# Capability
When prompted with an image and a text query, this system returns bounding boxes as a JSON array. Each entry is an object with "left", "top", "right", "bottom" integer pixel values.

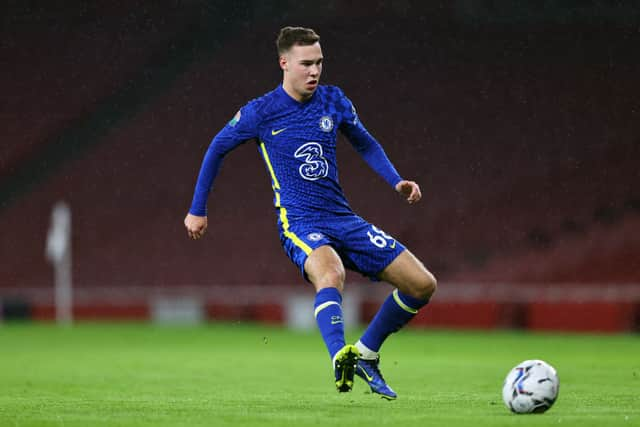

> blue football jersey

[{"left": 189, "top": 85, "right": 402, "bottom": 222}]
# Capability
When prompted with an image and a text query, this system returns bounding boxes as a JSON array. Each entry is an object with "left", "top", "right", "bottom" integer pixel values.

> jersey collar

[{"left": 277, "top": 84, "right": 317, "bottom": 107}]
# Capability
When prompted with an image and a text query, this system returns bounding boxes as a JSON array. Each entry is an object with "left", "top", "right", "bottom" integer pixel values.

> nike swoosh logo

[
  {"left": 331, "top": 320, "right": 343, "bottom": 325},
  {"left": 271, "top": 128, "right": 287, "bottom": 136},
  {"left": 359, "top": 366, "right": 374, "bottom": 382}
]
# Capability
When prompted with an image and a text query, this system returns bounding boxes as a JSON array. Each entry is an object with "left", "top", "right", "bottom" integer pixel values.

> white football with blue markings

[{"left": 502, "top": 359, "right": 559, "bottom": 414}]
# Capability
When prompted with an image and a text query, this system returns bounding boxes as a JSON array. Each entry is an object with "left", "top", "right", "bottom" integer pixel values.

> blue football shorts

[{"left": 279, "top": 214, "right": 406, "bottom": 281}]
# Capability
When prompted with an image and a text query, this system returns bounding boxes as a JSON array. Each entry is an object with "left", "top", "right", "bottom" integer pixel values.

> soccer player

[{"left": 185, "top": 26, "right": 436, "bottom": 400}]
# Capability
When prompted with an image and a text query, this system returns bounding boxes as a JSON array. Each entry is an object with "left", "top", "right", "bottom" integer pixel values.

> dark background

[{"left": 1, "top": 1, "right": 639, "bottom": 317}]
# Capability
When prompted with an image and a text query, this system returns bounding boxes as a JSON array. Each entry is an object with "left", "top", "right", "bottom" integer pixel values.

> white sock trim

[
  {"left": 314, "top": 301, "right": 340, "bottom": 319},
  {"left": 355, "top": 340, "right": 378, "bottom": 360}
]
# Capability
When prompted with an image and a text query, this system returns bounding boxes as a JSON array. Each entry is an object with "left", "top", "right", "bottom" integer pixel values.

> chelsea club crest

[
  {"left": 319, "top": 116, "right": 333, "bottom": 132},
  {"left": 307, "top": 232, "right": 324, "bottom": 241}
]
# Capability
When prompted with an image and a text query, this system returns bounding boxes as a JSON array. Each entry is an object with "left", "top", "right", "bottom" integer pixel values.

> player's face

[{"left": 280, "top": 42, "right": 323, "bottom": 102}]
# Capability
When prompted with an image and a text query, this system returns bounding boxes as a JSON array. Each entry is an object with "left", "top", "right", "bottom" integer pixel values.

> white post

[{"left": 45, "top": 201, "right": 72, "bottom": 325}]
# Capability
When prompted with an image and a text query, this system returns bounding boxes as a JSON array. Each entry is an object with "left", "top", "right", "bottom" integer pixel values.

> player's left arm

[
  {"left": 349, "top": 129, "right": 422, "bottom": 204},
  {"left": 394, "top": 179, "right": 421, "bottom": 204},
  {"left": 338, "top": 93, "right": 421, "bottom": 204}
]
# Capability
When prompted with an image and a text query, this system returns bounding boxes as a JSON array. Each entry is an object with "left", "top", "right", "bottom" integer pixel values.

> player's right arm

[{"left": 185, "top": 104, "right": 258, "bottom": 239}]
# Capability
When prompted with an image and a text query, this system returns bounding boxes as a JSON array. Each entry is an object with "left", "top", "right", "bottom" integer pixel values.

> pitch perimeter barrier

[{"left": 1, "top": 283, "right": 639, "bottom": 333}]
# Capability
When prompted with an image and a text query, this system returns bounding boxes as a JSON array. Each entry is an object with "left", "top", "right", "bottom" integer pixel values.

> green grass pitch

[{"left": 0, "top": 323, "right": 638, "bottom": 426}]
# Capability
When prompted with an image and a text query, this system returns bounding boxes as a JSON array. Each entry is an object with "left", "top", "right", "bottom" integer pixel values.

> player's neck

[{"left": 281, "top": 81, "right": 313, "bottom": 103}]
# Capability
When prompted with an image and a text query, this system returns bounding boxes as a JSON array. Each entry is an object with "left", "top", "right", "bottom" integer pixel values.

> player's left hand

[
  {"left": 184, "top": 213, "right": 208, "bottom": 240},
  {"left": 395, "top": 180, "right": 422, "bottom": 204}
]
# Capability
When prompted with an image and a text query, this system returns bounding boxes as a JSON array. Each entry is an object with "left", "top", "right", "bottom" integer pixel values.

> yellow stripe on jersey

[
  {"left": 259, "top": 141, "right": 312, "bottom": 255},
  {"left": 259, "top": 141, "right": 280, "bottom": 190},
  {"left": 280, "top": 204, "right": 312, "bottom": 255}
]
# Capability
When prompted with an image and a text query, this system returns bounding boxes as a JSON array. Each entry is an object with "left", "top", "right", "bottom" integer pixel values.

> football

[{"left": 502, "top": 359, "right": 559, "bottom": 414}]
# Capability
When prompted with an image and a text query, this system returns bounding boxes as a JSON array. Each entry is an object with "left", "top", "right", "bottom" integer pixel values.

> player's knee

[
  {"left": 422, "top": 271, "right": 438, "bottom": 299},
  {"left": 314, "top": 265, "right": 345, "bottom": 291},
  {"left": 409, "top": 271, "right": 437, "bottom": 301}
]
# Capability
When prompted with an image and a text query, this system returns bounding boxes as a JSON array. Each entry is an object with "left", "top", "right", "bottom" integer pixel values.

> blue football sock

[
  {"left": 314, "top": 287, "right": 346, "bottom": 360},
  {"left": 360, "top": 289, "right": 429, "bottom": 352}
]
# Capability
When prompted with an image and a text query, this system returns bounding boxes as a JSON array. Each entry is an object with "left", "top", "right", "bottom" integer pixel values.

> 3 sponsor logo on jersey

[
  {"left": 295, "top": 142, "right": 329, "bottom": 181},
  {"left": 319, "top": 116, "right": 333, "bottom": 132}
]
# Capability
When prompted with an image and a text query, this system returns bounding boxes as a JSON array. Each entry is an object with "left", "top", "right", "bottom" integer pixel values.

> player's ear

[{"left": 279, "top": 55, "right": 288, "bottom": 72}]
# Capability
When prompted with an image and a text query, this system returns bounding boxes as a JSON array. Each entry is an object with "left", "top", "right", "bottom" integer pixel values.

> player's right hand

[{"left": 184, "top": 213, "right": 208, "bottom": 240}]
